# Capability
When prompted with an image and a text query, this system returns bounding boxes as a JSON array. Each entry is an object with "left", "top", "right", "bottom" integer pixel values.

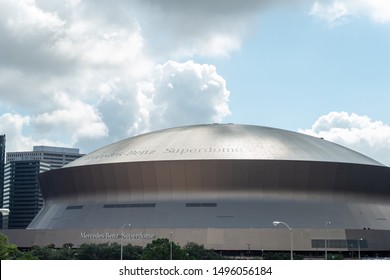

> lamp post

[
  {"left": 324, "top": 221, "right": 331, "bottom": 260},
  {"left": 120, "top": 223, "right": 131, "bottom": 260},
  {"left": 273, "top": 221, "right": 293, "bottom": 260},
  {"left": 247, "top": 243, "right": 251, "bottom": 254},
  {"left": 170, "top": 231, "right": 173, "bottom": 260},
  {"left": 358, "top": 238, "right": 363, "bottom": 260},
  {"left": 349, "top": 243, "right": 354, "bottom": 259}
]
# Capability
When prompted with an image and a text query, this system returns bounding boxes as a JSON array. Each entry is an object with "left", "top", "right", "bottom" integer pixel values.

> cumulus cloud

[
  {"left": 0, "top": 0, "right": 65, "bottom": 73},
  {"left": 2, "top": 0, "right": 388, "bottom": 155},
  {"left": 31, "top": 92, "right": 108, "bottom": 144},
  {"left": 0, "top": 113, "right": 64, "bottom": 152},
  {"left": 0, "top": 0, "right": 243, "bottom": 153},
  {"left": 94, "top": 60, "right": 230, "bottom": 140},
  {"left": 299, "top": 112, "right": 390, "bottom": 166},
  {"left": 128, "top": 0, "right": 288, "bottom": 58},
  {"left": 310, "top": 0, "right": 390, "bottom": 25},
  {"left": 140, "top": 60, "right": 230, "bottom": 131},
  {"left": 309, "top": 1, "right": 350, "bottom": 25}
]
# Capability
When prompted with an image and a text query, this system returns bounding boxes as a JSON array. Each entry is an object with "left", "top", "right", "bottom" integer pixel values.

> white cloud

[
  {"left": 362, "top": 0, "right": 390, "bottom": 23},
  {"left": 0, "top": 0, "right": 240, "bottom": 153},
  {"left": 129, "top": 0, "right": 269, "bottom": 58},
  {"left": 310, "top": 0, "right": 390, "bottom": 25},
  {"left": 139, "top": 60, "right": 231, "bottom": 132},
  {"left": 95, "top": 60, "right": 231, "bottom": 139},
  {"left": 180, "top": 34, "right": 242, "bottom": 58},
  {"left": 299, "top": 112, "right": 390, "bottom": 166},
  {"left": 3, "top": 0, "right": 388, "bottom": 156},
  {"left": 0, "top": 113, "right": 64, "bottom": 152},
  {"left": 0, "top": 0, "right": 64, "bottom": 73},
  {"left": 309, "top": 1, "right": 350, "bottom": 25},
  {"left": 31, "top": 92, "right": 109, "bottom": 144},
  {"left": 1, "top": 0, "right": 64, "bottom": 34}
]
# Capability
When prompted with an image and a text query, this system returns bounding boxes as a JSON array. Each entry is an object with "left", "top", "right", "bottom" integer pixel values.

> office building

[
  {"left": 2, "top": 161, "right": 50, "bottom": 229},
  {"left": 0, "top": 135, "right": 5, "bottom": 228},
  {"left": 7, "top": 146, "right": 83, "bottom": 169},
  {"left": 2, "top": 146, "right": 83, "bottom": 229}
]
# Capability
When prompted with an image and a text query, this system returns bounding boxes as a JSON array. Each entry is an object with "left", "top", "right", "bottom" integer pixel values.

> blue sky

[
  {"left": 0, "top": 0, "right": 389, "bottom": 165},
  {"left": 207, "top": 6, "right": 390, "bottom": 130}
]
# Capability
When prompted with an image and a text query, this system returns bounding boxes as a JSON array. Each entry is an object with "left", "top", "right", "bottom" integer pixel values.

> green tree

[
  {"left": 30, "top": 245, "right": 58, "bottom": 260},
  {"left": 76, "top": 243, "right": 122, "bottom": 260},
  {"left": 184, "top": 242, "right": 223, "bottom": 260},
  {"left": 328, "top": 253, "right": 344, "bottom": 260},
  {"left": 0, "top": 233, "right": 24, "bottom": 260},
  {"left": 76, "top": 243, "right": 99, "bottom": 260},
  {"left": 18, "top": 252, "right": 39, "bottom": 260},
  {"left": 55, "top": 243, "right": 77, "bottom": 260},
  {"left": 122, "top": 243, "right": 143, "bottom": 260},
  {"left": 142, "top": 238, "right": 186, "bottom": 260},
  {"left": 262, "top": 252, "right": 290, "bottom": 260},
  {"left": 262, "top": 252, "right": 304, "bottom": 260}
]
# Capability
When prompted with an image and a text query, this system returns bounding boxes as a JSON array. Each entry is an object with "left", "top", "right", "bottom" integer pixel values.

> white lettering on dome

[
  {"left": 82, "top": 147, "right": 243, "bottom": 161},
  {"left": 163, "top": 147, "right": 243, "bottom": 155}
]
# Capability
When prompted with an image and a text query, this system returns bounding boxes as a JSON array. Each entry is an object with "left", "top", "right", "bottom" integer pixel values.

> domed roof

[{"left": 65, "top": 124, "right": 383, "bottom": 168}]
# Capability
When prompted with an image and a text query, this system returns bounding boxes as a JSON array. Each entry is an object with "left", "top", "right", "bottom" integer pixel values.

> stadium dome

[
  {"left": 26, "top": 124, "right": 390, "bottom": 252},
  {"left": 65, "top": 124, "right": 382, "bottom": 166}
]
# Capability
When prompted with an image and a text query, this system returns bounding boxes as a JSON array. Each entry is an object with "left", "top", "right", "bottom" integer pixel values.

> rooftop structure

[{"left": 7, "top": 146, "right": 83, "bottom": 169}]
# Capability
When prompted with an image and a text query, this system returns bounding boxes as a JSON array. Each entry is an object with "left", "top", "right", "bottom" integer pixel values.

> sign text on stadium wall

[{"left": 80, "top": 232, "right": 156, "bottom": 240}]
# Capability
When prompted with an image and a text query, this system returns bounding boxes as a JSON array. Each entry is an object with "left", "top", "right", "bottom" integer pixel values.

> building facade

[
  {"left": 0, "top": 135, "right": 5, "bottom": 228},
  {"left": 0, "top": 135, "right": 4, "bottom": 188},
  {"left": 2, "top": 161, "right": 50, "bottom": 229},
  {"left": 7, "top": 146, "right": 83, "bottom": 169},
  {"left": 2, "top": 146, "right": 83, "bottom": 229}
]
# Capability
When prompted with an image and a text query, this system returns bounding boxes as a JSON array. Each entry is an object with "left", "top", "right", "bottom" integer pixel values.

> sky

[{"left": 0, "top": 0, "right": 390, "bottom": 165}]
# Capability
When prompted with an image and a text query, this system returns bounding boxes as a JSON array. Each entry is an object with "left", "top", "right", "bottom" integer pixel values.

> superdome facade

[{"left": 26, "top": 124, "right": 390, "bottom": 252}]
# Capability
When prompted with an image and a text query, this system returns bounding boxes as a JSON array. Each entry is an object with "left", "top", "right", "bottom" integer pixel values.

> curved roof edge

[{"left": 65, "top": 124, "right": 384, "bottom": 168}]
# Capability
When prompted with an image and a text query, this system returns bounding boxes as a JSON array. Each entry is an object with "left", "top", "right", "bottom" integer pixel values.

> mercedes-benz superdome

[{"left": 26, "top": 124, "right": 390, "bottom": 252}]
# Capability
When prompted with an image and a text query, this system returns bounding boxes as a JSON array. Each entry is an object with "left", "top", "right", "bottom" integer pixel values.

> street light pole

[
  {"left": 273, "top": 221, "right": 293, "bottom": 260},
  {"left": 324, "top": 221, "right": 331, "bottom": 260},
  {"left": 358, "top": 238, "right": 363, "bottom": 260},
  {"left": 120, "top": 223, "right": 131, "bottom": 260},
  {"left": 170, "top": 231, "right": 173, "bottom": 260},
  {"left": 247, "top": 243, "right": 251, "bottom": 255}
]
